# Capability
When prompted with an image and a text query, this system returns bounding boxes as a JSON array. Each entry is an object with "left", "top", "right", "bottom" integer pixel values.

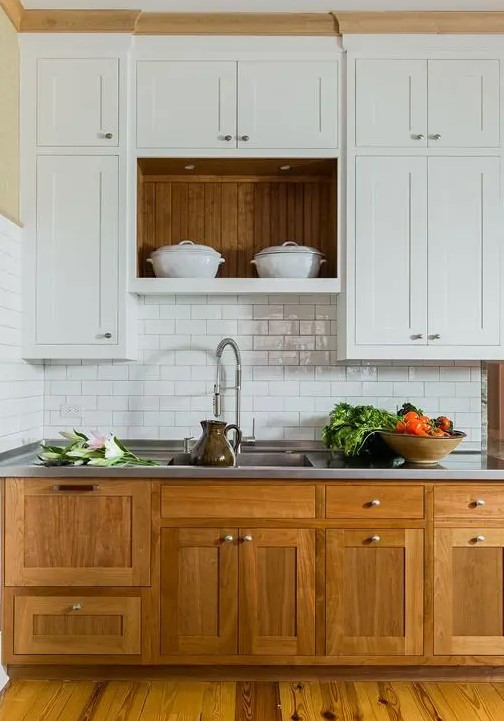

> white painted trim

[
  {"left": 129, "top": 277, "right": 341, "bottom": 295},
  {"left": 0, "top": 213, "right": 22, "bottom": 240}
]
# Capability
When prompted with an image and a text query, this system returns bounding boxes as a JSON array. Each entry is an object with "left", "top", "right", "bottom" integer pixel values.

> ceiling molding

[
  {"left": 334, "top": 11, "right": 504, "bottom": 34},
  {"left": 0, "top": 0, "right": 24, "bottom": 30},
  {"left": 20, "top": 9, "right": 140, "bottom": 32}
]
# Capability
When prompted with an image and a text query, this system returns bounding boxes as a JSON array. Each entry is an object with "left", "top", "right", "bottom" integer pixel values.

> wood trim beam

[
  {"left": 20, "top": 9, "right": 140, "bottom": 33},
  {"left": 334, "top": 11, "right": 504, "bottom": 34},
  {"left": 0, "top": 0, "right": 24, "bottom": 31},
  {"left": 134, "top": 12, "right": 338, "bottom": 36}
]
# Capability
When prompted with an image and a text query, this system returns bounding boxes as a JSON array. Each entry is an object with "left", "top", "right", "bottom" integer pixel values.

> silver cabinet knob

[
  {"left": 223, "top": 135, "right": 233, "bottom": 141},
  {"left": 242, "top": 534, "right": 253, "bottom": 542},
  {"left": 104, "top": 132, "right": 113, "bottom": 139},
  {"left": 240, "top": 135, "right": 250, "bottom": 142},
  {"left": 474, "top": 499, "right": 486, "bottom": 507},
  {"left": 429, "top": 334, "right": 441, "bottom": 340},
  {"left": 223, "top": 535, "right": 234, "bottom": 543},
  {"left": 368, "top": 535, "right": 381, "bottom": 543},
  {"left": 411, "top": 133, "right": 425, "bottom": 140},
  {"left": 104, "top": 332, "right": 112, "bottom": 339},
  {"left": 71, "top": 603, "right": 82, "bottom": 611},
  {"left": 430, "top": 133, "right": 442, "bottom": 141},
  {"left": 474, "top": 535, "right": 486, "bottom": 543},
  {"left": 410, "top": 333, "right": 423, "bottom": 340},
  {"left": 369, "top": 499, "right": 381, "bottom": 507}
]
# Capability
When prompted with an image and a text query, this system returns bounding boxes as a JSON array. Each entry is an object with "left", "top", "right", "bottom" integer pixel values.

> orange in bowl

[{"left": 379, "top": 431, "right": 466, "bottom": 465}]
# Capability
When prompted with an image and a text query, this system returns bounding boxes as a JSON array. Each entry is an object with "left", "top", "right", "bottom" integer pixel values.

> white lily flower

[
  {"left": 104, "top": 434, "right": 124, "bottom": 460},
  {"left": 87, "top": 430, "right": 108, "bottom": 450}
]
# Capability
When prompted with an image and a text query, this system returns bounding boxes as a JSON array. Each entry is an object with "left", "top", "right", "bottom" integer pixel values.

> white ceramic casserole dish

[
  {"left": 251, "top": 241, "right": 326, "bottom": 279},
  {"left": 148, "top": 240, "right": 225, "bottom": 278}
]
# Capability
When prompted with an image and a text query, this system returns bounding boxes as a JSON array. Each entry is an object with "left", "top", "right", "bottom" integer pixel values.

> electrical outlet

[{"left": 60, "top": 404, "right": 82, "bottom": 418}]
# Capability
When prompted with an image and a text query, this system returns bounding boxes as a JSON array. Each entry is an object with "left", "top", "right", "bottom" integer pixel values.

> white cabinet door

[
  {"left": 428, "top": 60, "right": 500, "bottom": 148},
  {"left": 237, "top": 61, "right": 338, "bottom": 149},
  {"left": 136, "top": 61, "right": 237, "bottom": 149},
  {"left": 37, "top": 59, "right": 119, "bottom": 147},
  {"left": 35, "top": 156, "right": 119, "bottom": 346},
  {"left": 355, "top": 156, "right": 428, "bottom": 345},
  {"left": 354, "top": 59, "right": 427, "bottom": 148},
  {"left": 427, "top": 157, "right": 501, "bottom": 346}
]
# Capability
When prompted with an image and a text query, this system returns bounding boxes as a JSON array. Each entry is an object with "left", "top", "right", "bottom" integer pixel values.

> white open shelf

[{"left": 130, "top": 277, "right": 341, "bottom": 295}]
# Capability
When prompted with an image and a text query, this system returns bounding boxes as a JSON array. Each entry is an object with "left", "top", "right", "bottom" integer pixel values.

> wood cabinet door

[
  {"left": 427, "top": 157, "right": 500, "bottom": 347},
  {"left": 428, "top": 60, "right": 500, "bottom": 148},
  {"left": 160, "top": 528, "right": 238, "bottom": 655},
  {"left": 354, "top": 156, "right": 428, "bottom": 346},
  {"left": 34, "top": 155, "right": 119, "bottom": 347},
  {"left": 435, "top": 528, "right": 504, "bottom": 655},
  {"left": 37, "top": 58, "right": 119, "bottom": 147},
  {"left": 239, "top": 528, "right": 315, "bottom": 656},
  {"left": 5, "top": 479, "right": 150, "bottom": 587},
  {"left": 326, "top": 529, "right": 424, "bottom": 656},
  {"left": 354, "top": 58, "right": 427, "bottom": 148},
  {"left": 238, "top": 61, "right": 338, "bottom": 149},
  {"left": 136, "top": 61, "right": 237, "bottom": 149}
]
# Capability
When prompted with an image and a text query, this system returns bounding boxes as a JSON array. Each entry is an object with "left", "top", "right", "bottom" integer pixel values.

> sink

[{"left": 168, "top": 452, "right": 313, "bottom": 468}]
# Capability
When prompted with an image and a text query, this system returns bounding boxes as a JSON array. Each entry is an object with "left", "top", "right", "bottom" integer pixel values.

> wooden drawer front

[
  {"left": 434, "top": 486, "right": 504, "bottom": 519},
  {"left": 14, "top": 596, "right": 141, "bottom": 656},
  {"left": 5, "top": 478, "right": 150, "bottom": 587},
  {"left": 326, "top": 485, "right": 424, "bottom": 519},
  {"left": 161, "top": 485, "right": 316, "bottom": 519}
]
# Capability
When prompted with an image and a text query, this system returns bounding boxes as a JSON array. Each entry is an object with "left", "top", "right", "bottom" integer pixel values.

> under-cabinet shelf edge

[{"left": 129, "top": 277, "right": 341, "bottom": 295}]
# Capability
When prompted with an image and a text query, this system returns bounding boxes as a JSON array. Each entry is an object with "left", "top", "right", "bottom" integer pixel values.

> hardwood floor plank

[
  {"left": 279, "top": 681, "right": 324, "bottom": 721},
  {"left": 0, "top": 680, "right": 61, "bottom": 721},
  {"left": 424, "top": 682, "right": 504, "bottom": 721},
  {"left": 84, "top": 681, "right": 151, "bottom": 721},
  {"left": 140, "top": 682, "right": 206, "bottom": 720},
  {"left": 201, "top": 681, "right": 235, "bottom": 721},
  {"left": 35, "top": 682, "right": 97, "bottom": 721},
  {"left": 235, "top": 682, "right": 281, "bottom": 721}
]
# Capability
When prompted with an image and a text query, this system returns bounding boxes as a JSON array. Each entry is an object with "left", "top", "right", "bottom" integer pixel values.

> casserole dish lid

[
  {"left": 151, "top": 240, "right": 221, "bottom": 257},
  {"left": 254, "top": 241, "right": 324, "bottom": 257}
]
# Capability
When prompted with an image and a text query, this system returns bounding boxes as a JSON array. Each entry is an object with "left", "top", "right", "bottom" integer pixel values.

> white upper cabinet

[
  {"left": 355, "top": 156, "right": 428, "bottom": 345},
  {"left": 355, "top": 58, "right": 500, "bottom": 149},
  {"left": 37, "top": 59, "right": 119, "bottom": 147},
  {"left": 355, "top": 59, "right": 427, "bottom": 148},
  {"left": 427, "top": 157, "right": 501, "bottom": 346},
  {"left": 428, "top": 60, "right": 500, "bottom": 148},
  {"left": 238, "top": 61, "right": 339, "bottom": 149},
  {"left": 34, "top": 155, "right": 119, "bottom": 348},
  {"left": 136, "top": 61, "right": 237, "bottom": 149}
]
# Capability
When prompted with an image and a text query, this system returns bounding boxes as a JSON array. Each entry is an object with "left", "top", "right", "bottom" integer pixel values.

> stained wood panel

[{"left": 137, "top": 158, "right": 337, "bottom": 279}]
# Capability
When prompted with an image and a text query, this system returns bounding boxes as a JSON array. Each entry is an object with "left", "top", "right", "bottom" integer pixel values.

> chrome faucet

[{"left": 213, "top": 338, "right": 242, "bottom": 451}]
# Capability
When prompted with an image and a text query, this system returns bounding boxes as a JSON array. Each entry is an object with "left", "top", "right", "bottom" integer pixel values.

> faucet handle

[{"left": 183, "top": 436, "right": 194, "bottom": 454}]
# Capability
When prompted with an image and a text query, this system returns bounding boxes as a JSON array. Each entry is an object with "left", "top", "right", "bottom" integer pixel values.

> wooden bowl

[{"left": 379, "top": 431, "right": 466, "bottom": 465}]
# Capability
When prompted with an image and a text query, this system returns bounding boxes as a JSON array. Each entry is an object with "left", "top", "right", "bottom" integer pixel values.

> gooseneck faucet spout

[{"left": 213, "top": 338, "right": 242, "bottom": 450}]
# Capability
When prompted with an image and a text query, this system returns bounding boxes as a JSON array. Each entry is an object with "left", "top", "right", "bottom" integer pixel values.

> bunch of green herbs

[{"left": 322, "top": 402, "right": 399, "bottom": 458}]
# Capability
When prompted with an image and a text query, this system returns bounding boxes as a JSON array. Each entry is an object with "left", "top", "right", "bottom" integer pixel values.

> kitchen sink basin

[{"left": 168, "top": 452, "right": 313, "bottom": 468}]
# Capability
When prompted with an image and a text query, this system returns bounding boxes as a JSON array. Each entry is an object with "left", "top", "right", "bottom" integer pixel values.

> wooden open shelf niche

[{"left": 136, "top": 158, "right": 338, "bottom": 284}]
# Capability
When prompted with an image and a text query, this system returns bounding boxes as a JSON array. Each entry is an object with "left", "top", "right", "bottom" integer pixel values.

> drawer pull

[
  {"left": 368, "top": 535, "right": 381, "bottom": 543},
  {"left": 53, "top": 484, "right": 100, "bottom": 492},
  {"left": 473, "top": 499, "right": 486, "bottom": 507},
  {"left": 71, "top": 603, "right": 82, "bottom": 611},
  {"left": 368, "top": 499, "right": 381, "bottom": 507},
  {"left": 473, "top": 535, "right": 486, "bottom": 543},
  {"left": 223, "top": 535, "right": 234, "bottom": 543},
  {"left": 242, "top": 535, "right": 253, "bottom": 543}
]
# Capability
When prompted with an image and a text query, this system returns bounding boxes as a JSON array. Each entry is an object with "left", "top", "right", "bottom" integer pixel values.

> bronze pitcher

[{"left": 190, "top": 419, "right": 242, "bottom": 467}]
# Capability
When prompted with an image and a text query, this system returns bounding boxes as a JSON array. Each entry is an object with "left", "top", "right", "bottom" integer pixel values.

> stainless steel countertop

[{"left": 0, "top": 440, "right": 503, "bottom": 480}]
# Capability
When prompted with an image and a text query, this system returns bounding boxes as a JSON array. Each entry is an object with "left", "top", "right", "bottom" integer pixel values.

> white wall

[
  {"left": 0, "top": 214, "right": 44, "bottom": 453},
  {"left": 44, "top": 293, "right": 482, "bottom": 450}
]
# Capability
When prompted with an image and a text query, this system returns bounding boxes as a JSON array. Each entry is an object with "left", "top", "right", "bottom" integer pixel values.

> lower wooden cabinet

[
  {"left": 434, "top": 528, "right": 504, "bottom": 655},
  {"left": 12, "top": 594, "right": 141, "bottom": 656},
  {"left": 159, "top": 527, "right": 316, "bottom": 656},
  {"left": 326, "top": 529, "right": 424, "bottom": 656}
]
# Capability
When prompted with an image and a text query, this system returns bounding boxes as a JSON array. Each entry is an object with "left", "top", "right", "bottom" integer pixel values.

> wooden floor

[{"left": 3, "top": 680, "right": 504, "bottom": 720}]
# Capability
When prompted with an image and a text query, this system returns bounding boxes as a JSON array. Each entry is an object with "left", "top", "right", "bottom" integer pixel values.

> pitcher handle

[{"left": 225, "top": 424, "right": 242, "bottom": 452}]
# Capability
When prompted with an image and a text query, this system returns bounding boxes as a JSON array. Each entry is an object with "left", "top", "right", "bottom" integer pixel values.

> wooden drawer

[
  {"left": 326, "top": 485, "right": 424, "bottom": 519},
  {"left": 13, "top": 595, "right": 141, "bottom": 656},
  {"left": 434, "top": 486, "right": 504, "bottom": 519},
  {"left": 161, "top": 484, "right": 316, "bottom": 519}
]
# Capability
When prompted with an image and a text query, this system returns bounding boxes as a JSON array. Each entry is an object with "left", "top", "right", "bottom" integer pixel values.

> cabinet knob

[
  {"left": 430, "top": 133, "right": 442, "bottom": 141},
  {"left": 473, "top": 499, "right": 486, "bottom": 507},
  {"left": 369, "top": 499, "right": 381, "bottom": 507},
  {"left": 368, "top": 535, "right": 381, "bottom": 543},
  {"left": 411, "top": 133, "right": 425, "bottom": 140},
  {"left": 242, "top": 534, "right": 253, "bottom": 542},
  {"left": 410, "top": 333, "right": 423, "bottom": 340},
  {"left": 104, "top": 132, "right": 113, "bottom": 139},
  {"left": 223, "top": 535, "right": 234, "bottom": 543},
  {"left": 101, "top": 332, "right": 113, "bottom": 339},
  {"left": 71, "top": 603, "right": 82, "bottom": 611},
  {"left": 474, "top": 535, "right": 486, "bottom": 543},
  {"left": 240, "top": 135, "right": 250, "bottom": 142},
  {"left": 223, "top": 134, "right": 233, "bottom": 141},
  {"left": 429, "top": 334, "right": 441, "bottom": 340}
]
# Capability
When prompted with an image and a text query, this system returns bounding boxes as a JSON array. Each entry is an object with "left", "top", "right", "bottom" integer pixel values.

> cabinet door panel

[
  {"left": 5, "top": 479, "right": 150, "bottom": 587},
  {"left": 238, "top": 61, "right": 338, "bottom": 149},
  {"left": 160, "top": 528, "right": 238, "bottom": 655},
  {"left": 37, "top": 59, "right": 118, "bottom": 147},
  {"left": 428, "top": 60, "right": 500, "bottom": 148},
  {"left": 355, "top": 59, "right": 427, "bottom": 148},
  {"left": 326, "top": 529, "right": 423, "bottom": 656},
  {"left": 427, "top": 157, "right": 500, "bottom": 346},
  {"left": 239, "top": 528, "right": 315, "bottom": 656},
  {"left": 136, "top": 61, "right": 236, "bottom": 149},
  {"left": 435, "top": 528, "right": 504, "bottom": 654},
  {"left": 35, "top": 155, "right": 119, "bottom": 346},
  {"left": 355, "top": 156, "right": 427, "bottom": 345}
]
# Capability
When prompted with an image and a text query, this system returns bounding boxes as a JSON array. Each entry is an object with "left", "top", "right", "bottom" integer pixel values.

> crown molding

[
  {"left": 334, "top": 11, "right": 504, "bottom": 34},
  {"left": 20, "top": 8, "right": 140, "bottom": 32},
  {"left": 0, "top": 0, "right": 24, "bottom": 30}
]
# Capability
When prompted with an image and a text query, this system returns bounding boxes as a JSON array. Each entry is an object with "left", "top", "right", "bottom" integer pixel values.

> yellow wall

[{"left": 0, "top": 8, "right": 19, "bottom": 224}]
